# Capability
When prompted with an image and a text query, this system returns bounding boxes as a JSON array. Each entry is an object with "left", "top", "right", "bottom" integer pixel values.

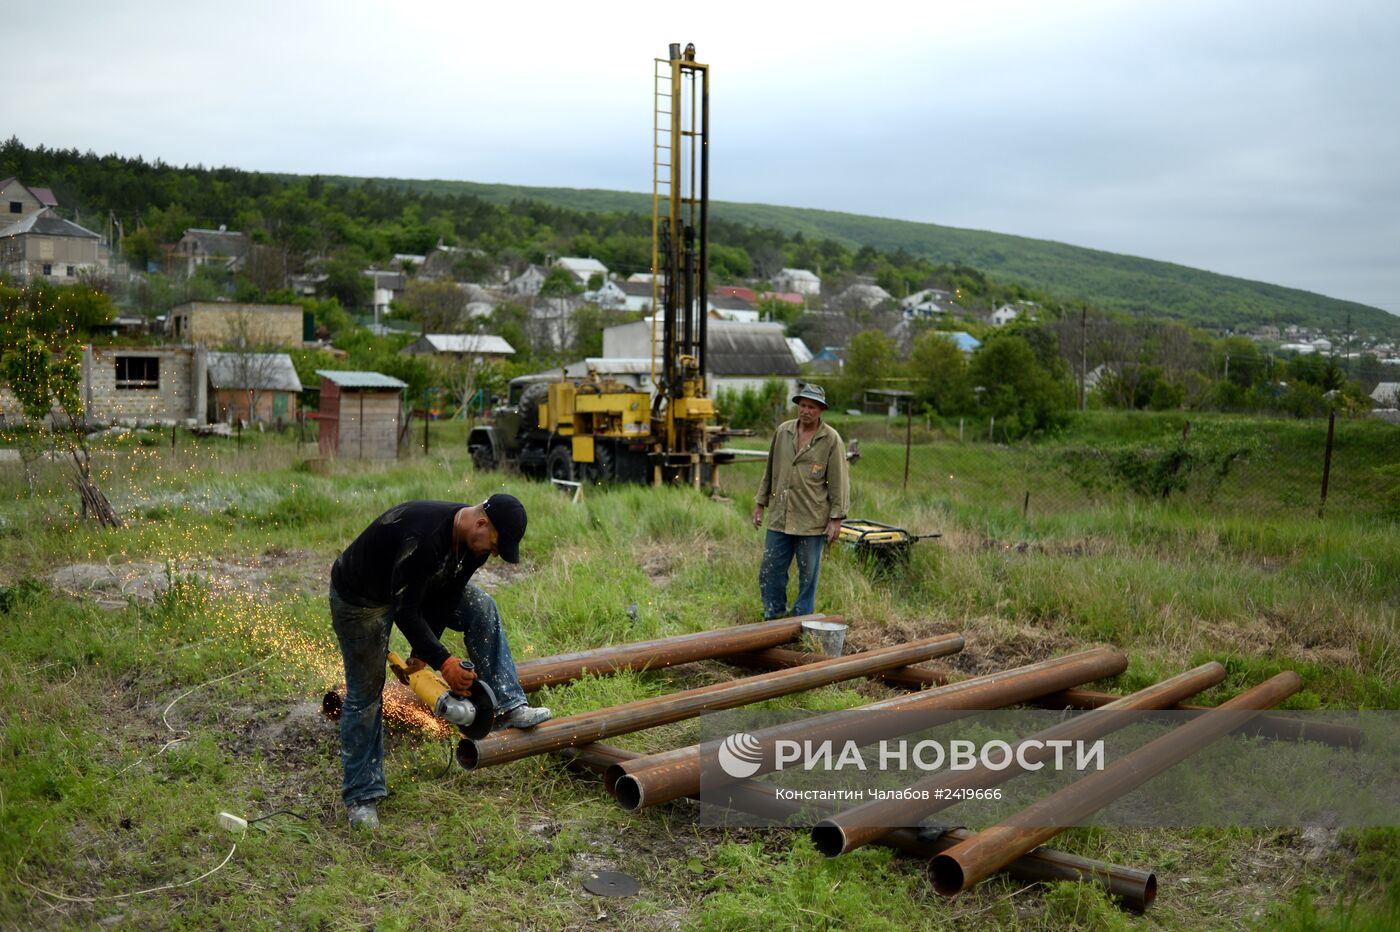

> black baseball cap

[{"left": 483, "top": 493, "right": 527, "bottom": 563}]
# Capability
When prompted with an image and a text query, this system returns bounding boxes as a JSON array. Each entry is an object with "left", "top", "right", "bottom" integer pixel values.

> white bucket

[{"left": 800, "top": 620, "right": 848, "bottom": 656}]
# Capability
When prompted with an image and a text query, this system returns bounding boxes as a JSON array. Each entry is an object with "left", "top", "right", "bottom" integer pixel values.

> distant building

[
  {"left": 991, "top": 305, "right": 1020, "bottom": 326},
  {"left": 401, "top": 333, "right": 516, "bottom": 361},
  {"left": 0, "top": 208, "right": 102, "bottom": 284},
  {"left": 836, "top": 282, "right": 892, "bottom": 309},
  {"left": 363, "top": 269, "right": 407, "bottom": 322},
  {"left": 708, "top": 293, "right": 758, "bottom": 323},
  {"left": 173, "top": 227, "right": 248, "bottom": 275},
  {"left": 206, "top": 351, "right": 302, "bottom": 425},
  {"left": 773, "top": 268, "right": 820, "bottom": 296},
  {"left": 554, "top": 256, "right": 609, "bottom": 285},
  {"left": 506, "top": 264, "right": 548, "bottom": 296},
  {"left": 1371, "top": 382, "right": 1400, "bottom": 408},
  {"left": 169, "top": 301, "right": 308, "bottom": 348},
  {"left": 715, "top": 285, "right": 757, "bottom": 303},
  {"left": 316, "top": 370, "right": 406, "bottom": 459},
  {"left": 82, "top": 345, "right": 207, "bottom": 426},
  {"left": 786, "top": 337, "right": 813, "bottom": 366},
  {"left": 0, "top": 176, "right": 58, "bottom": 232},
  {"left": 619, "top": 280, "right": 655, "bottom": 313},
  {"left": 602, "top": 318, "right": 799, "bottom": 394}
]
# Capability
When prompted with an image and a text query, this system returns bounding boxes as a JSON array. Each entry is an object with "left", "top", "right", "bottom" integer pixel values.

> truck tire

[{"left": 546, "top": 445, "right": 574, "bottom": 483}]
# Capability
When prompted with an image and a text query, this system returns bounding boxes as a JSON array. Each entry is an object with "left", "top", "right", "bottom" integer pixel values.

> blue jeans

[
  {"left": 759, "top": 530, "right": 826, "bottom": 620},
  {"left": 329, "top": 581, "right": 528, "bottom": 808}
]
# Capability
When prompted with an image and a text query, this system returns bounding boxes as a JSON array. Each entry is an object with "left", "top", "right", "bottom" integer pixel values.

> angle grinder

[{"left": 387, "top": 650, "right": 498, "bottom": 739}]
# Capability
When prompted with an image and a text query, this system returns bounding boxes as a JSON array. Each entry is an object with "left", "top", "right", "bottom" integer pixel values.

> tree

[
  {"left": 400, "top": 278, "right": 468, "bottom": 332},
  {"left": 839, "top": 329, "right": 899, "bottom": 407},
  {"left": 968, "top": 334, "right": 1074, "bottom": 438},
  {"left": 909, "top": 330, "right": 969, "bottom": 414},
  {"left": 540, "top": 267, "right": 583, "bottom": 298},
  {"left": 0, "top": 285, "right": 121, "bottom": 526}
]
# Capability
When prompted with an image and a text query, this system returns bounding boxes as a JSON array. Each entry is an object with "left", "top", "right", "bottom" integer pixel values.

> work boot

[
  {"left": 347, "top": 801, "right": 379, "bottom": 831},
  {"left": 498, "top": 704, "right": 552, "bottom": 730}
]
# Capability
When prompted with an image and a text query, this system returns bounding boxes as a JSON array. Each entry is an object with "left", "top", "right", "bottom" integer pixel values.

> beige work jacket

[{"left": 755, "top": 418, "right": 850, "bottom": 536}]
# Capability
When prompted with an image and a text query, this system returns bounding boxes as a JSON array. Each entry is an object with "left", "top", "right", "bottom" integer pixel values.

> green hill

[{"left": 327, "top": 174, "right": 1399, "bottom": 339}]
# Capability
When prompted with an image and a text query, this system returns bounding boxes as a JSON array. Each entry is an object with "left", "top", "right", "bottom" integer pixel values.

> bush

[{"left": 716, "top": 379, "right": 789, "bottom": 431}]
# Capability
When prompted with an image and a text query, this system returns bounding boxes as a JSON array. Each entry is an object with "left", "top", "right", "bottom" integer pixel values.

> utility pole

[{"left": 1079, "top": 304, "right": 1087, "bottom": 411}]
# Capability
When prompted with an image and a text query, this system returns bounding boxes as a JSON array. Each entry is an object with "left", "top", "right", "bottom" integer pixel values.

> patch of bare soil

[
  {"left": 46, "top": 548, "right": 530, "bottom": 609},
  {"left": 636, "top": 542, "right": 711, "bottom": 587}
]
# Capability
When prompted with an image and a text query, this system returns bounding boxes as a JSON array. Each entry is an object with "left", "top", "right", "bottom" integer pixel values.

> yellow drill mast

[{"left": 650, "top": 42, "right": 718, "bottom": 486}]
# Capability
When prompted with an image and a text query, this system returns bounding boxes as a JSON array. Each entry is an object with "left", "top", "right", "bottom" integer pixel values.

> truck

[{"left": 469, "top": 42, "right": 741, "bottom": 489}]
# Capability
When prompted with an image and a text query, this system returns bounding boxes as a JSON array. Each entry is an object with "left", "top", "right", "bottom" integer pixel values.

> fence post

[
  {"left": 1023, "top": 490, "right": 1030, "bottom": 518},
  {"left": 903, "top": 402, "right": 912, "bottom": 491},
  {"left": 988, "top": 415, "right": 995, "bottom": 442},
  {"left": 1318, "top": 409, "right": 1335, "bottom": 517}
]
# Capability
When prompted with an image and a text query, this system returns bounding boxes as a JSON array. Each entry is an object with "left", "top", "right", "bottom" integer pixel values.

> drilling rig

[{"left": 469, "top": 42, "right": 737, "bottom": 489}]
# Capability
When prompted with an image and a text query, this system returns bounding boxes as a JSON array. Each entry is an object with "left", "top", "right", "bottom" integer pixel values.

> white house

[
  {"left": 401, "top": 333, "right": 516, "bottom": 360},
  {"left": 1371, "top": 382, "right": 1400, "bottom": 408},
  {"left": 583, "top": 280, "right": 628, "bottom": 308},
  {"left": 773, "top": 268, "right": 821, "bottom": 296},
  {"left": 901, "top": 288, "right": 951, "bottom": 319},
  {"left": 991, "top": 305, "right": 1020, "bottom": 326},
  {"left": 506, "top": 265, "right": 548, "bottom": 296},
  {"left": 837, "top": 282, "right": 893, "bottom": 309},
  {"left": 555, "top": 256, "right": 609, "bottom": 285}
]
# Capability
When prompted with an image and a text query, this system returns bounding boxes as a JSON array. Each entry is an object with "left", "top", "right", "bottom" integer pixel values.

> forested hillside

[
  {"left": 3, "top": 137, "right": 1395, "bottom": 339},
  {"left": 343, "top": 175, "right": 1398, "bottom": 338}
]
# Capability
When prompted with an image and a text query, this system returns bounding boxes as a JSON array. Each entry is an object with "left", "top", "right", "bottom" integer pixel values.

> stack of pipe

[{"left": 457, "top": 634, "right": 966, "bottom": 770}]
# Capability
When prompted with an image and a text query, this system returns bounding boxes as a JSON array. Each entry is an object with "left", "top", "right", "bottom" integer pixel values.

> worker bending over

[{"left": 329, "top": 494, "right": 550, "bottom": 830}]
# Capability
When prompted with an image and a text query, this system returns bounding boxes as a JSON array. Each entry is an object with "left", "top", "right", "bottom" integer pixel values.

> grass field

[{"left": 1, "top": 411, "right": 1396, "bottom": 930}]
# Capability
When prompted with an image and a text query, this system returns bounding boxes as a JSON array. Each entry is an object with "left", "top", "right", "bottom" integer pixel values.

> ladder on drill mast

[{"left": 650, "top": 43, "right": 709, "bottom": 413}]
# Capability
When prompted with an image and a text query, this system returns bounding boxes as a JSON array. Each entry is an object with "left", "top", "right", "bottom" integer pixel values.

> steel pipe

[
  {"left": 724, "top": 646, "right": 951, "bottom": 690},
  {"left": 930, "top": 671, "right": 1303, "bottom": 897},
  {"left": 814, "top": 661, "right": 1226, "bottom": 857},
  {"left": 1035, "top": 687, "right": 1360, "bottom": 749},
  {"left": 555, "top": 743, "right": 1156, "bottom": 912},
  {"left": 610, "top": 648, "right": 1129, "bottom": 810},
  {"left": 514, "top": 616, "right": 833, "bottom": 692},
  {"left": 457, "top": 633, "right": 966, "bottom": 770}
]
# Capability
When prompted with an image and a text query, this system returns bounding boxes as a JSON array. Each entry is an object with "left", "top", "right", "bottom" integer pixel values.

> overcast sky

[{"left": 8, "top": 0, "right": 1398, "bottom": 314}]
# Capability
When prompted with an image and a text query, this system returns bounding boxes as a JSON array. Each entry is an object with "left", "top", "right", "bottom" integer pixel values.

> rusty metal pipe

[
  {"left": 725, "top": 646, "right": 951, "bottom": 689},
  {"left": 1035, "top": 687, "right": 1360, "bottom": 749},
  {"left": 514, "top": 616, "right": 833, "bottom": 692},
  {"left": 930, "top": 671, "right": 1303, "bottom": 897},
  {"left": 611, "top": 648, "right": 1129, "bottom": 810},
  {"left": 457, "top": 633, "right": 965, "bottom": 770},
  {"left": 555, "top": 743, "right": 1156, "bottom": 912},
  {"left": 814, "top": 662, "right": 1226, "bottom": 857}
]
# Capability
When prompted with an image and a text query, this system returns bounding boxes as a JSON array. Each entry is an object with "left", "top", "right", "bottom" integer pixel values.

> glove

[{"left": 439, "top": 655, "right": 477, "bottom": 694}]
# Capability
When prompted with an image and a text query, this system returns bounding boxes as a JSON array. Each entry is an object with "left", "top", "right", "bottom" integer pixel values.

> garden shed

[{"left": 316, "top": 370, "right": 407, "bottom": 459}]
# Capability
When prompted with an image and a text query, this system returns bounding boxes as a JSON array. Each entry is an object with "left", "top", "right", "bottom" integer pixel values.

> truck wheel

[
  {"left": 546, "top": 445, "right": 574, "bottom": 482},
  {"left": 470, "top": 444, "right": 496, "bottom": 472}
]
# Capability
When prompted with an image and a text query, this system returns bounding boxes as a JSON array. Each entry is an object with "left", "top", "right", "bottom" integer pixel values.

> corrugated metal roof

[
  {"left": 0, "top": 208, "right": 100, "bottom": 240},
  {"left": 411, "top": 333, "right": 516, "bottom": 355},
  {"left": 706, "top": 321, "right": 799, "bottom": 376},
  {"left": 208, "top": 352, "right": 303, "bottom": 391},
  {"left": 316, "top": 370, "right": 407, "bottom": 389}
]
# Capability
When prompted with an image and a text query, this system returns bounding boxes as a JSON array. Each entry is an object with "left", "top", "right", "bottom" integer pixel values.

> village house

[
  {"left": 205, "top": 351, "right": 302, "bottom": 425},
  {"left": 0, "top": 209, "right": 103, "bottom": 284},
  {"left": 772, "top": 268, "right": 820, "bottom": 296},
  {"left": 82, "top": 345, "right": 207, "bottom": 426},
  {"left": 0, "top": 177, "right": 58, "bottom": 232},
  {"left": 173, "top": 227, "right": 248, "bottom": 276},
  {"left": 554, "top": 256, "right": 609, "bottom": 285},
  {"left": 602, "top": 318, "right": 799, "bottom": 395},
  {"left": 169, "top": 301, "right": 308, "bottom": 347},
  {"left": 401, "top": 333, "right": 516, "bottom": 361},
  {"left": 506, "top": 264, "right": 548, "bottom": 296}
]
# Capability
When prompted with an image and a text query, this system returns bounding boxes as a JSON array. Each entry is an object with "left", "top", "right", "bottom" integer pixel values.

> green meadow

[{"left": 0, "top": 410, "right": 1396, "bottom": 929}]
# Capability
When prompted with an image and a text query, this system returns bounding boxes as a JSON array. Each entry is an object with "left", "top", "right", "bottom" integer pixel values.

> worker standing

[
  {"left": 751, "top": 384, "right": 850, "bottom": 619},
  {"left": 329, "top": 494, "right": 551, "bottom": 830}
]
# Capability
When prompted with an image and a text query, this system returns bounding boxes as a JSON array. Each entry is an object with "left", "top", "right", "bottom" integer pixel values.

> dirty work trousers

[
  {"left": 759, "top": 529, "right": 826, "bottom": 620},
  {"left": 329, "top": 581, "right": 528, "bottom": 808}
]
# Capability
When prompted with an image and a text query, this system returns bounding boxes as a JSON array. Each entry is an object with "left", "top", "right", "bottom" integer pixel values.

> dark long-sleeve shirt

[{"left": 330, "top": 501, "right": 485, "bottom": 670}]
